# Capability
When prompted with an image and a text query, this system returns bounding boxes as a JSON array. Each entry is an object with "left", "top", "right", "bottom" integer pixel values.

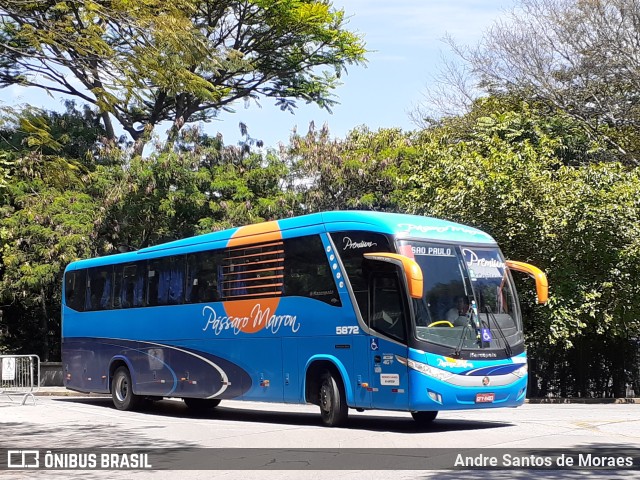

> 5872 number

[{"left": 336, "top": 326, "right": 360, "bottom": 335}]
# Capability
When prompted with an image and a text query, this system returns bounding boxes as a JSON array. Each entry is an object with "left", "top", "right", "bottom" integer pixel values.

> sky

[{"left": 2, "top": 0, "right": 516, "bottom": 150}]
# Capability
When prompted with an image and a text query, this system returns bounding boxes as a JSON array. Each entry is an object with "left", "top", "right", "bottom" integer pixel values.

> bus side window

[
  {"left": 147, "top": 262, "right": 159, "bottom": 306},
  {"left": 166, "top": 256, "right": 185, "bottom": 305},
  {"left": 114, "top": 264, "right": 145, "bottom": 309},
  {"left": 113, "top": 264, "right": 124, "bottom": 308},
  {"left": 64, "top": 270, "right": 86, "bottom": 312},
  {"left": 148, "top": 256, "right": 185, "bottom": 306},
  {"left": 86, "top": 266, "right": 113, "bottom": 311},
  {"left": 283, "top": 235, "right": 341, "bottom": 306},
  {"left": 330, "top": 231, "right": 392, "bottom": 319},
  {"left": 370, "top": 274, "right": 406, "bottom": 342},
  {"left": 132, "top": 262, "right": 146, "bottom": 307},
  {"left": 186, "top": 250, "right": 222, "bottom": 304}
]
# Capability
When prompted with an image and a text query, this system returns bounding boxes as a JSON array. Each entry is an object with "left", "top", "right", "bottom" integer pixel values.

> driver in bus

[{"left": 446, "top": 296, "right": 470, "bottom": 326}]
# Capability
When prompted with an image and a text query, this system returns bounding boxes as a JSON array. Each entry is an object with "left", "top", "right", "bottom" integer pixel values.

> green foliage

[
  {"left": 440, "top": 0, "right": 640, "bottom": 164},
  {"left": 0, "top": 102, "right": 118, "bottom": 166},
  {"left": 0, "top": 151, "right": 11, "bottom": 191},
  {"left": 97, "top": 126, "right": 299, "bottom": 252},
  {"left": 0, "top": 105, "right": 113, "bottom": 359},
  {"left": 402, "top": 99, "right": 640, "bottom": 396},
  {"left": 0, "top": 153, "right": 100, "bottom": 360},
  {"left": 284, "top": 123, "right": 418, "bottom": 212},
  {"left": 0, "top": 0, "right": 366, "bottom": 153},
  {"left": 405, "top": 100, "right": 640, "bottom": 339}
]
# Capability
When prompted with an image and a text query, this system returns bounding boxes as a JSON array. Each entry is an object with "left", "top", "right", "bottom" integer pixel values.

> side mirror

[
  {"left": 363, "top": 252, "right": 423, "bottom": 299},
  {"left": 505, "top": 260, "right": 549, "bottom": 304}
]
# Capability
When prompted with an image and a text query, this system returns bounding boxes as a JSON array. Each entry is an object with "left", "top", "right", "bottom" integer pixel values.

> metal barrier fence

[{"left": 0, "top": 354, "right": 40, "bottom": 405}]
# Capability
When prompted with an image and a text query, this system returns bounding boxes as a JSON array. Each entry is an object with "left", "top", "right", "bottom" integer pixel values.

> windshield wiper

[
  {"left": 452, "top": 321, "right": 469, "bottom": 358},
  {"left": 453, "top": 299, "right": 479, "bottom": 357},
  {"left": 485, "top": 304, "right": 512, "bottom": 357}
]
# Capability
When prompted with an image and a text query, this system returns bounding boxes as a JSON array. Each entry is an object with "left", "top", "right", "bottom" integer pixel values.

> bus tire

[
  {"left": 411, "top": 410, "right": 438, "bottom": 425},
  {"left": 319, "top": 371, "right": 348, "bottom": 427},
  {"left": 111, "top": 366, "right": 142, "bottom": 411},
  {"left": 183, "top": 398, "right": 221, "bottom": 411}
]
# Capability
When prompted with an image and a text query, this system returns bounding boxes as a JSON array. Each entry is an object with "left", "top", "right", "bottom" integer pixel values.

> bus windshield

[{"left": 398, "top": 241, "right": 523, "bottom": 352}]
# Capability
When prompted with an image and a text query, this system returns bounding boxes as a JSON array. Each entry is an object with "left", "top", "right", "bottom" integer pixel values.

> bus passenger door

[{"left": 367, "top": 273, "right": 410, "bottom": 411}]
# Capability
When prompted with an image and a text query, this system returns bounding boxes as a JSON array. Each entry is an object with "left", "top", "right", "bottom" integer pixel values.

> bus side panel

[
  {"left": 352, "top": 334, "right": 372, "bottom": 409},
  {"left": 63, "top": 337, "right": 253, "bottom": 399},
  {"left": 282, "top": 337, "right": 300, "bottom": 403},
  {"left": 131, "top": 341, "right": 252, "bottom": 399},
  {"left": 187, "top": 338, "right": 285, "bottom": 402},
  {"left": 62, "top": 337, "right": 109, "bottom": 393}
]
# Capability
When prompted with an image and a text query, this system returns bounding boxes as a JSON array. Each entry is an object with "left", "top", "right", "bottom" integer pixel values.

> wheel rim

[
  {"left": 320, "top": 382, "right": 332, "bottom": 415},
  {"left": 115, "top": 375, "right": 128, "bottom": 403}
]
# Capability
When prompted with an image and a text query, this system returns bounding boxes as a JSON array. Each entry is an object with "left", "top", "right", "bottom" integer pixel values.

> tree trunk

[{"left": 101, "top": 111, "right": 115, "bottom": 141}]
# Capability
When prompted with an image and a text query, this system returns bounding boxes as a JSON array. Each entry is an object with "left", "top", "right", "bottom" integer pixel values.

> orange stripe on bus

[
  {"left": 223, "top": 265, "right": 285, "bottom": 276},
  {"left": 228, "top": 221, "right": 282, "bottom": 247},
  {"left": 223, "top": 283, "right": 284, "bottom": 292},
  {"left": 225, "top": 249, "right": 284, "bottom": 262},
  {"left": 223, "top": 275, "right": 284, "bottom": 285},
  {"left": 225, "top": 292, "right": 283, "bottom": 300},
  {"left": 223, "top": 297, "right": 281, "bottom": 333}
]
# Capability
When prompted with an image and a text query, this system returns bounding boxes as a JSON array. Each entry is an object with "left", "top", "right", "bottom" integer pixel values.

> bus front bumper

[{"left": 408, "top": 369, "right": 528, "bottom": 411}]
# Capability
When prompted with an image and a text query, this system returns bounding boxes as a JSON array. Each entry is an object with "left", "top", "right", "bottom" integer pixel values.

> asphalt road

[{"left": 1, "top": 395, "right": 639, "bottom": 479}]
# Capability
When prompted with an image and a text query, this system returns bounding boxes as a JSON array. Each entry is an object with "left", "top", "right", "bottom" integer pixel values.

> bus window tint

[
  {"left": 64, "top": 270, "right": 86, "bottom": 312},
  {"left": 330, "top": 232, "right": 391, "bottom": 318},
  {"left": 114, "top": 264, "right": 146, "bottom": 308},
  {"left": 283, "top": 236, "right": 341, "bottom": 306},
  {"left": 420, "top": 250, "right": 467, "bottom": 323},
  {"left": 186, "top": 251, "right": 223, "bottom": 303},
  {"left": 86, "top": 266, "right": 113, "bottom": 311},
  {"left": 371, "top": 274, "right": 406, "bottom": 341},
  {"left": 148, "top": 256, "right": 185, "bottom": 306}
]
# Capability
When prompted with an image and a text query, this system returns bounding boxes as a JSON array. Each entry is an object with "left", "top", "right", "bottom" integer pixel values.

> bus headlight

[
  {"left": 405, "top": 358, "right": 453, "bottom": 382},
  {"left": 512, "top": 364, "right": 528, "bottom": 378}
]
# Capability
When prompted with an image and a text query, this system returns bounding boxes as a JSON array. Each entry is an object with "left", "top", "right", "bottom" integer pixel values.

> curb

[
  {"left": 526, "top": 397, "right": 640, "bottom": 404},
  {"left": 35, "top": 390, "right": 109, "bottom": 397},
  {"left": 32, "top": 389, "right": 640, "bottom": 403}
]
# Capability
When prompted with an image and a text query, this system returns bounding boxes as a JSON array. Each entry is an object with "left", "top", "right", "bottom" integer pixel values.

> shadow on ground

[{"left": 53, "top": 396, "right": 515, "bottom": 434}]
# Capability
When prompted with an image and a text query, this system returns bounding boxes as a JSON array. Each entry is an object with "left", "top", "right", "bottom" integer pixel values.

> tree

[
  {"left": 0, "top": 106, "right": 107, "bottom": 360},
  {"left": 284, "top": 123, "right": 417, "bottom": 212},
  {"left": 418, "top": 0, "right": 640, "bottom": 164},
  {"left": 402, "top": 98, "right": 640, "bottom": 397},
  {"left": 97, "top": 125, "right": 300, "bottom": 253},
  {"left": 0, "top": 103, "right": 122, "bottom": 361},
  {"left": 0, "top": 0, "right": 366, "bottom": 154}
]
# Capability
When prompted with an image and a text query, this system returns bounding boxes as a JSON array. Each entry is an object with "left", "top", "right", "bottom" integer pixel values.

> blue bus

[{"left": 62, "top": 211, "right": 547, "bottom": 426}]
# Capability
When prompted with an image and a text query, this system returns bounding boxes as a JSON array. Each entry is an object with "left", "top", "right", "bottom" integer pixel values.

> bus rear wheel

[
  {"left": 183, "top": 398, "right": 221, "bottom": 411},
  {"left": 111, "top": 366, "right": 143, "bottom": 411},
  {"left": 411, "top": 410, "right": 438, "bottom": 425},
  {"left": 319, "top": 371, "right": 348, "bottom": 427}
]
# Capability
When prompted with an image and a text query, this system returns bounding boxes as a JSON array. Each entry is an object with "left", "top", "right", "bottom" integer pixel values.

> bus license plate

[{"left": 476, "top": 393, "right": 495, "bottom": 403}]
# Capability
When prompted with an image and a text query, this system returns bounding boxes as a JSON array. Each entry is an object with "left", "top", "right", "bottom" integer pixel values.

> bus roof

[{"left": 66, "top": 211, "right": 496, "bottom": 270}]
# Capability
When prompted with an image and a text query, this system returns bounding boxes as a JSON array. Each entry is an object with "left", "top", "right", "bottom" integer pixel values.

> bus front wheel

[
  {"left": 319, "top": 371, "right": 348, "bottom": 427},
  {"left": 411, "top": 410, "right": 438, "bottom": 425},
  {"left": 111, "top": 366, "right": 142, "bottom": 411}
]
